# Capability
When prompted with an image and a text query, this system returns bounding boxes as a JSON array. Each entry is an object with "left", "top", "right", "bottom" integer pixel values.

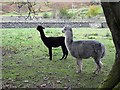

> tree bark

[{"left": 99, "top": 1, "right": 120, "bottom": 89}]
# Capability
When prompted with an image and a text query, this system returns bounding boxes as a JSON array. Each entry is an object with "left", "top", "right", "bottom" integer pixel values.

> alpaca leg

[
  {"left": 60, "top": 46, "right": 66, "bottom": 60},
  {"left": 64, "top": 47, "right": 68, "bottom": 60},
  {"left": 94, "top": 58, "right": 103, "bottom": 74},
  {"left": 76, "top": 59, "right": 82, "bottom": 73},
  {"left": 48, "top": 47, "right": 52, "bottom": 60}
]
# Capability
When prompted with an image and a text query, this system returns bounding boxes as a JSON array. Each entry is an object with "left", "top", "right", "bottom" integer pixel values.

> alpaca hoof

[
  {"left": 64, "top": 58, "right": 67, "bottom": 60},
  {"left": 76, "top": 70, "right": 81, "bottom": 74},
  {"left": 93, "top": 71, "right": 97, "bottom": 75},
  {"left": 49, "top": 58, "right": 52, "bottom": 61},
  {"left": 93, "top": 70, "right": 100, "bottom": 75}
]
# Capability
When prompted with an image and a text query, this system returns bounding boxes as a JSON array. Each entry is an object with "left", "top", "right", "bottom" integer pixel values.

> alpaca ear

[
  {"left": 42, "top": 27, "right": 45, "bottom": 29},
  {"left": 70, "top": 28, "right": 72, "bottom": 31},
  {"left": 67, "top": 25, "right": 72, "bottom": 31}
]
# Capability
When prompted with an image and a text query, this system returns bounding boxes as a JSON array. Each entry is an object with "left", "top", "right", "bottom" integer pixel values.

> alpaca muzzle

[{"left": 62, "top": 30, "right": 65, "bottom": 33}]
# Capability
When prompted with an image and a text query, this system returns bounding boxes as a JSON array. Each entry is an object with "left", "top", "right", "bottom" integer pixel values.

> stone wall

[{"left": 1, "top": 22, "right": 107, "bottom": 28}]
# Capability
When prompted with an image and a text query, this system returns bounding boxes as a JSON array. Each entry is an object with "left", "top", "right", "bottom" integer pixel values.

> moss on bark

[{"left": 99, "top": 1, "right": 120, "bottom": 89}]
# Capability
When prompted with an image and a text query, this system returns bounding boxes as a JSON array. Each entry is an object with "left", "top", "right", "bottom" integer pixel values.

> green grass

[
  {"left": 1, "top": 28, "right": 115, "bottom": 88},
  {"left": 1, "top": 12, "right": 53, "bottom": 17}
]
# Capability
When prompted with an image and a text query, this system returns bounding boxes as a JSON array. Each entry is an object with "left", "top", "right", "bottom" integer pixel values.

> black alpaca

[{"left": 37, "top": 25, "right": 68, "bottom": 60}]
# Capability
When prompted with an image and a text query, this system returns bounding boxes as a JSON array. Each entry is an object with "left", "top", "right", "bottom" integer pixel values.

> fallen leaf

[
  {"left": 43, "top": 77, "right": 49, "bottom": 81},
  {"left": 40, "top": 84, "right": 46, "bottom": 87},
  {"left": 56, "top": 80, "right": 61, "bottom": 84},
  {"left": 23, "top": 80, "right": 29, "bottom": 83}
]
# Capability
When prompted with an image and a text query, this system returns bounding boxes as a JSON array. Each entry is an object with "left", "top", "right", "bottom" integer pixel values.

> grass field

[{"left": 1, "top": 28, "right": 115, "bottom": 88}]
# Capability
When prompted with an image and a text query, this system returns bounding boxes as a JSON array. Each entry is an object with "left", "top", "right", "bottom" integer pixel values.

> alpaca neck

[
  {"left": 39, "top": 30, "right": 46, "bottom": 40},
  {"left": 65, "top": 31, "right": 73, "bottom": 50}
]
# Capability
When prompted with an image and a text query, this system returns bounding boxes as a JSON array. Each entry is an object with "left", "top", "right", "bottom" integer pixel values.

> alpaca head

[
  {"left": 62, "top": 25, "right": 72, "bottom": 33},
  {"left": 37, "top": 25, "right": 45, "bottom": 31}
]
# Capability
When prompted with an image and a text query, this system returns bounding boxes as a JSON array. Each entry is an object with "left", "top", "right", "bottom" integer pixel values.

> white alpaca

[{"left": 62, "top": 26, "right": 105, "bottom": 74}]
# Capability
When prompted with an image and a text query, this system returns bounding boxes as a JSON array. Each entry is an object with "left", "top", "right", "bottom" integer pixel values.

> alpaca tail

[
  {"left": 101, "top": 44, "right": 105, "bottom": 58},
  {"left": 101, "top": 50, "right": 105, "bottom": 58}
]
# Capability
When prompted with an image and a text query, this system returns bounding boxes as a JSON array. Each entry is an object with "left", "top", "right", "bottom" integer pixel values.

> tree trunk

[{"left": 99, "top": 1, "right": 120, "bottom": 89}]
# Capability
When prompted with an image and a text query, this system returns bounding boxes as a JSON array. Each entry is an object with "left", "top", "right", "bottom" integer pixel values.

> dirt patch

[{"left": 2, "top": 46, "right": 19, "bottom": 56}]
